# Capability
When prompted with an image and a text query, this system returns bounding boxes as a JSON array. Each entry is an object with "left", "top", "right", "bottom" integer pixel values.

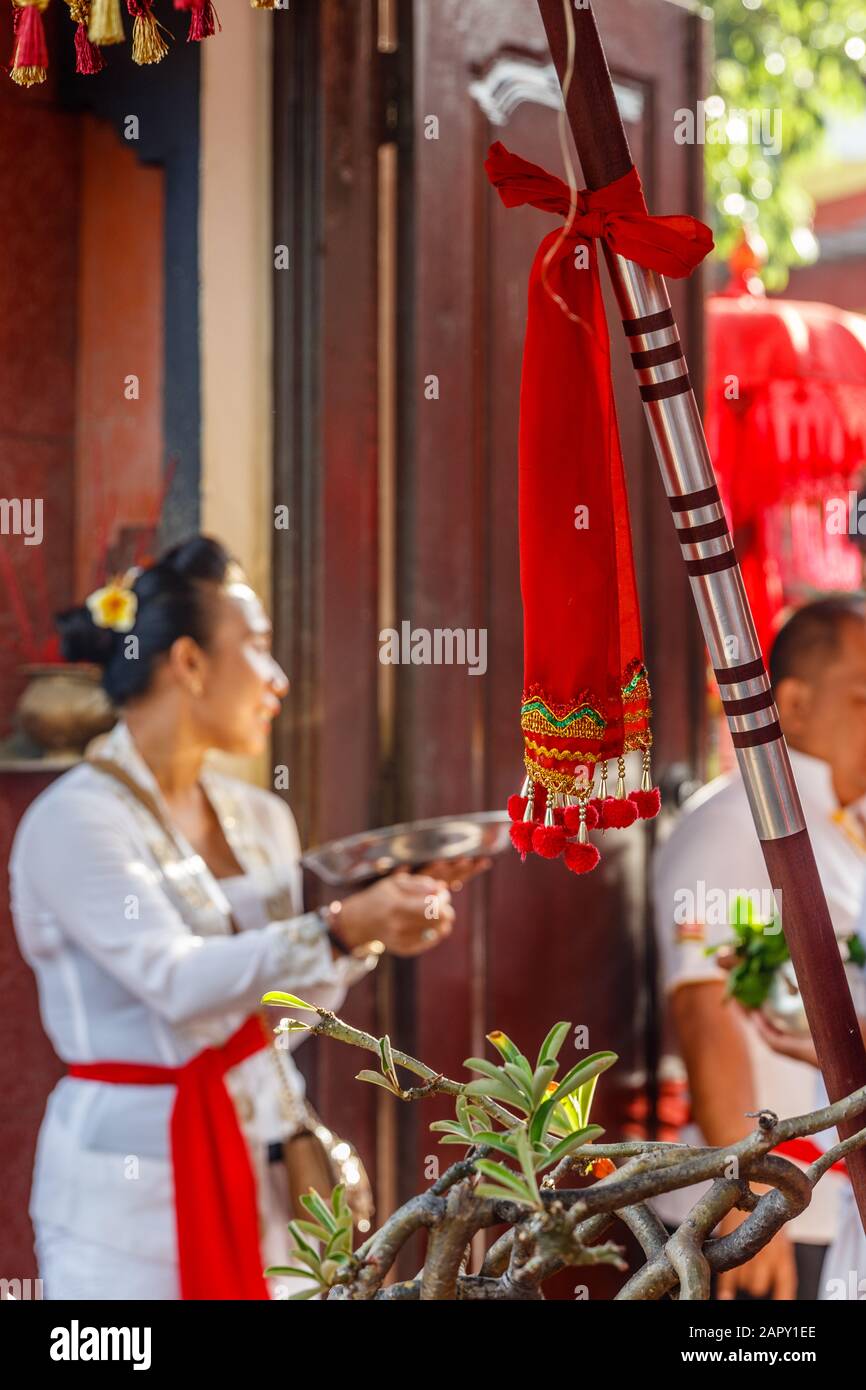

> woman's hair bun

[
  {"left": 54, "top": 535, "right": 235, "bottom": 705},
  {"left": 55, "top": 604, "right": 118, "bottom": 668}
]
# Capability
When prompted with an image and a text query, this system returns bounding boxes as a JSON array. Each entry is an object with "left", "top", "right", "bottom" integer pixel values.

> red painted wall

[
  {"left": 0, "top": 43, "right": 166, "bottom": 1283},
  {"left": 75, "top": 116, "right": 165, "bottom": 596}
]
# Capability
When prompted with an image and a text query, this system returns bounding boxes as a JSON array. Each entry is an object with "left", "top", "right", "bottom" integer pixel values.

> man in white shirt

[{"left": 653, "top": 596, "right": 866, "bottom": 1299}]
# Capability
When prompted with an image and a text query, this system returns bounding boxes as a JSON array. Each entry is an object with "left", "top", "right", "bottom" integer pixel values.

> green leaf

[
  {"left": 475, "top": 1183, "right": 533, "bottom": 1205},
  {"left": 530, "top": 1058, "right": 558, "bottom": 1108},
  {"left": 573, "top": 1075, "right": 600, "bottom": 1130},
  {"left": 545, "top": 1052, "right": 617, "bottom": 1108},
  {"left": 289, "top": 1288, "right": 321, "bottom": 1300},
  {"left": 544, "top": 1125, "right": 605, "bottom": 1167},
  {"left": 355, "top": 1069, "right": 399, "bottom": 1093},
  {"left": 293, "top": 1218, "right": 329, "bottom": 1242},
  {"left": 380, "top": 1034, "right": 397, "bottom": 1084},
  {"left": 325, "top": 1226, "right": 352, "bottom": 1258},
  {"left": 286, "top": 1225, "right": 318, "bottom": 1259},
  {"left": 474, "top": 1157, "right": 526, "bottom": 1189},
  {"left": 469, "top": 1130, "right": 520, "bottom": 1157},
  {"left": 464, "top": 1057, "right": 508, "bottom": 1082},
  {"left": 463, "top": 1078, "right": 528, "bottom": 1110},
  {"left": 264, "top": 1265, "right": 319, "bottom": 1281},
  {"left": 261, "top": 991, "right": 316, "bottom": 1011},
  {"left": 529, "top": 1053, "right": 612, "bottom": 1145},
  {"left": 331, "top": 1183, "right": 346, "bottom": 1217},
  {"left": 503, "top": 1062, "right": 534, "bottom": 1100},
  {"left": 284, "top": 1247, "right": 321, "bottom": 1275},
  {"left": 466, "top": 1104, "right": 492, "bottom": 1130},
  {"left": 515, "top": 1128, "right": 541, "bottom": 1201},
  {"left": 537, "top": 1021, "right": 571, "bottom": 1068},
  {"left": 485, "top": 1031, "right": 524, "bottom": 1066},
  {"left": 300, "top": 1190, "right": 338, "bottom": 1232},
  {"left": 429, "top": 1120, "right": 470, "bottom": 1136}
]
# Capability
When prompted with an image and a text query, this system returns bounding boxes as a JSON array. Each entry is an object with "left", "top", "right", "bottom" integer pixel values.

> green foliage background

[{"left": 707, "top": 0, "right": 866, "bottom": 288}]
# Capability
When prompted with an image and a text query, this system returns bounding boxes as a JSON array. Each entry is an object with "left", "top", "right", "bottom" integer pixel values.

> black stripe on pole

[
  {"left": 731, "top": 721, "right": 784, "bottom": 749},
  {"left": 721, "top": 690, "right": 777, "bottom": 717},
  {"left": 631, "top": 342, "right": 683, "bottom": 369},
  {"left": 668, "top": 485, "right": 720, "bottom": 512},
  {"left": 622, "top": 307, "right": 675, "bottom": 336},
  {"left": 714, "top": 657, "right": 767, "bottom": 684},
  {"left": 674, "top": 518, "right": 729, "bottom": 545},
  {"left": 685, "top": 550, "right": 738, "bottom": 577},
  {"left": 640, "top": 375, "right": 692, "bottom": 402}
]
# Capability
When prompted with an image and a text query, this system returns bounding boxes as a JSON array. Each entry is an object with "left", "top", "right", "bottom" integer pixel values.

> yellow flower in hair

[{"left": 86, "top": 580, "right": 138, "bottom": 633}]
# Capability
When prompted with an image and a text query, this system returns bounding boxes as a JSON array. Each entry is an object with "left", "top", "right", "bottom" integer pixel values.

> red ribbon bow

[{"left": 484, "top": 141, "right": 713, "bottom": 279}]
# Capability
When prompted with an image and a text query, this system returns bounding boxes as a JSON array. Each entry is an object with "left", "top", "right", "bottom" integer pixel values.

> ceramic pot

[{"left": 16, "top": 664, "right": 116, "bottom": 757}]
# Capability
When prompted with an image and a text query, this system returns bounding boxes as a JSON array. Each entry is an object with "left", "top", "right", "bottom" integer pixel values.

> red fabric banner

[{"left": 485, "top": 143, "right": 712, "bottom": 871}]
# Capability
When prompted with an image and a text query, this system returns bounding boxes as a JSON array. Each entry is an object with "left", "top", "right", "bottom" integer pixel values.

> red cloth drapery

[
  {"left": 68, "top": 1013, "right": 270, "bottom": 1300},
  {"left": 485, "top": 143, "right": 712, "bottom": 870}
]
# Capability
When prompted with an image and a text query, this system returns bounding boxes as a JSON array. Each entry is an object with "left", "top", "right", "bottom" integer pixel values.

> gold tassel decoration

[
  {"left": 10, "top": 0, "right": 51, "bottom": 88},
  {"left": 131, "top": 3, "right": 170, "bottom": 64},
  {"left": 250, "top": 0, "right": 275, "bottom": 8},
  {"left": 87, "top": 0, "right": 125, "bottom": 46}
]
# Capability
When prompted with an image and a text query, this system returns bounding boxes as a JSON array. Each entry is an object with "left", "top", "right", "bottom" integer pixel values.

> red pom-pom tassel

[
  {"left": 507, "top": 794, "right": 527, "bottom": 822},
  {"left": 629, "top": 787, "right": 661, "bottom": 820},
  {"left": 599, "top": 796, "right": 638, "bottom": 830},
  {"left": 564, "top": 842, "right": 601, "bottom": 875},
  {"left": 509, "top": 821, "right": 536, "bottom": 860},
  {"left": 563, "top": 802, "right": 599, "bottom": 834},
  {"left": 532, "top": 824, "right": 566, "bottom": 859}
]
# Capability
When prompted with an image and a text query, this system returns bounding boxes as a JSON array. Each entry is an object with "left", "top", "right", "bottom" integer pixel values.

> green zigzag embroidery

[
  {"left": 522, "top": 667, "right": 649, "bottom": 732},
  {"left": 622, "top": 664, "right": 649, "bottom": 697},
  {"left": 521, "top": 700, "right": 607, "bottom": 732}
]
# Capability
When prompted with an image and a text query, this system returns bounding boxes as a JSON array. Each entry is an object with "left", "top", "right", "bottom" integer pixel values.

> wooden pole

[{"left": 536, "top": 0, "right": 866, "bottom": 1230}]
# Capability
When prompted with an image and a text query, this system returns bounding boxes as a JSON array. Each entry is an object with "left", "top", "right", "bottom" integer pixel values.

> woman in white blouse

[{"left": 10, "top": 536, "right": 479, "bottom": 1301}]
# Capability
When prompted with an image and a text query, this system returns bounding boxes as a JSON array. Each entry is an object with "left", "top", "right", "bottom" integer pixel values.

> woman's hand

[
  {"left": 747, "top": 1009, "right": 820, "bottom": 1068},
  {"left": 335, "top": 869, "right": 456, "bottom": 957},
  {"left": 415, "top": 854, "right": 493, "bottom": 892}
]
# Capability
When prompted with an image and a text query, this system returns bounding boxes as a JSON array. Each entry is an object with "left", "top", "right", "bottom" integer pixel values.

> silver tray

[{"left": 301, "top": 811, "right": 512, "bottom": 887}]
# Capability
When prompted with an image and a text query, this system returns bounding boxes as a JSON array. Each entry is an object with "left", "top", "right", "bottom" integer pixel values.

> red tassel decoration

[
  {"left": 186, "top": 0, "right": 219, "bottom": 41},
  {"left": 510, "top": 821, "right": 536, "bottom": 860},
  {"left": 75, "top": 20, "right": 105, "bottom": 70},
  {"left": 532, "top": 822, "right": 567, "bottom": 859},
  {"left": 564, "top": 842, "right": 601, "bottom": 875},
  {"left": 599, "top": 796, "right": 638, "bottom": 830},
  {"left": 10, "top": 0, "right": 49, "bottom": 87},
  {"left": 127, "top": 0, "right": 170, "bottom": 63},
  {"left": 64, "top": 0, "right": 107, "bottom": 73},
  {"left": 507, "top": 794, "right": 528, "bottom": 822},
  {"left": 630, "top": 787, "right": 661, "bottom": 820},
  {"left": 629, "top": 751, "right": 661, "bottom": 820},
  {"left": 564, "top": 801, "right": 599, "bottom": 834}
]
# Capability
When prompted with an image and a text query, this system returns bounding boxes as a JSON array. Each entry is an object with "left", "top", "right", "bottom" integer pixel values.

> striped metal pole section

[
  {"left": 537, "top": 0, "right": 866, "bottom": 1230},
  {"left": 613, "top": 261, "right": 802, "bottom": 843}
]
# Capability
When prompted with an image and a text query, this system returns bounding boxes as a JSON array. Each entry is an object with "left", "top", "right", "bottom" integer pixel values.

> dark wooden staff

[{"left": 536, "top": 0, "right": 866, "bottom": 1228}]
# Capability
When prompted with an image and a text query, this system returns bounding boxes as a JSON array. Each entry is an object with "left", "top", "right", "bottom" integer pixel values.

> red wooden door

[
  {"left": 273, "top": 0, "right": 709, "bottom": 1293},
  {"left": 403, "top": 0, "right": 709, "bottom": 1288}
]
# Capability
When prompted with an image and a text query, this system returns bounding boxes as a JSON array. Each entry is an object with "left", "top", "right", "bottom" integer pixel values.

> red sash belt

[
  {"left": 775, "top": 1136, "right": 848, "bottom": 1176},
  {"left": 68, "top": 1014, "right": 270, "bottom": 1300}
]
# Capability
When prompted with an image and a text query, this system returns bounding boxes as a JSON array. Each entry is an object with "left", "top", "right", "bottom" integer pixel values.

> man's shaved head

[
  {"left": 767, "top": 594, "right": 866, "bottom": 806},
  {"left": 769, "top": 596, "right": 866, "bottom": 694}
]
